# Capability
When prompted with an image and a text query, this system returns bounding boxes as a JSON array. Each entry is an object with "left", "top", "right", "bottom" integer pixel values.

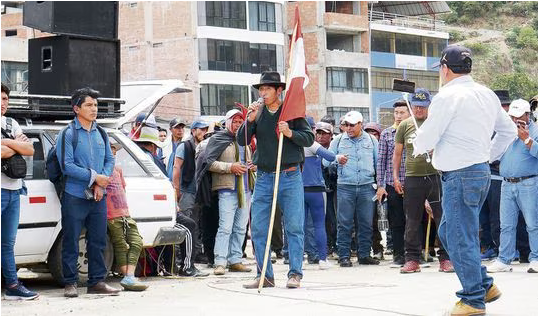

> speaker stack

[{"left": 22, "top": 1, "right": 121, "bottom": 118}]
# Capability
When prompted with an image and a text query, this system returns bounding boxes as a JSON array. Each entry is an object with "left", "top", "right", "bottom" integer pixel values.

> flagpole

[{"left": 258, "top": 131, "right": 284, "bottom": 293}]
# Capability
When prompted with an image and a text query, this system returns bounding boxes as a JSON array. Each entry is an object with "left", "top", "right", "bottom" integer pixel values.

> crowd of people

[{"left": 2, "top": 44, "right": 537, "bottom": 315}]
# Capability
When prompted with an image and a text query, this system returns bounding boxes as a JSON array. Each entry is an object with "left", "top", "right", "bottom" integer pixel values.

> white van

[{"left": 11, "top": 80, "right": 189, "bottom": 284}]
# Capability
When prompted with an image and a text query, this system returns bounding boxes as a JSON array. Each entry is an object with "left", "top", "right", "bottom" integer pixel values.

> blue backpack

[{"left": 46, "top": 121, "right": 107, "bottom": 198}]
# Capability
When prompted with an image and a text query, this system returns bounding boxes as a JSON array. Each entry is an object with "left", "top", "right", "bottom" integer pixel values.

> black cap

[
  {"left": 252, "top": 71, "right": 286, "bottom": 90},
  {"left": 494, "top": 90, "right": 511, "bottom": 106},
  {"left": 432, "top": 45, "right": 472, "bottom": 71}
]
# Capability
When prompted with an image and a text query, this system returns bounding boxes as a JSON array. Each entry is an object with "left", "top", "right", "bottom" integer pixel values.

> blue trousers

[
  {"left": 1, "top": 189, "right": 21, "bottom": 286},
  {"left": 61, "top": 192, "right": 107, "bottom": 286}
]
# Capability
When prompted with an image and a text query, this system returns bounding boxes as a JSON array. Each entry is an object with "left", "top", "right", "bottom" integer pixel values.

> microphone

[{"left": 247, "top": 97, "right": 264, "bottom": 116}]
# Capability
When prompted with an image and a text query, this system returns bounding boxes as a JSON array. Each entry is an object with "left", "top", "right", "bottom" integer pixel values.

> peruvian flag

[{"left": 277, "top": 5, "right": 309, "bottom": 134}]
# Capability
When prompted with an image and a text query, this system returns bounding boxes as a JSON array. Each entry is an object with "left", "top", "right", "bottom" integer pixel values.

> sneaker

[
  {"left": 487, "top": 260, "right": 512, "bottom": 273},
  {"left": 390, "top": 256, "right": 405, "bottom": 268},
  {"left": 307, "top": 257, "right": 320, "bottom": 264},
  {"left": 450, "top": 300, "right": 485, "bottom": 316},
  {"left": 373, "top": 251, "right": 384, "bottom": 260},
  {"left": 485, "top": 284, "right": 501, "bottom": 303},
  {"left": 180, "top": 266, "right": 209, "bottom": 277},
  {"left": 214, "top": 265, "right": 226, "bottom": 275},
  {"left": 229, "top": 263, "right": 252, "bottom": 272},
  {"left": 319, "top": 259, "right": 333, "bottom": 270},
  {"left": 400, "top": 261, "right": 421, "bottom": 273},
  {"left": 4, "top": 282, "right": 39, "bottom": 300},
  {"left": 480, "top": 248, "right": 498, "bottom": 261},
  {"left": 286, "top": 274, "right": 301, "bottom": 289},
  {"left": 64, "top": 283, "right": 78, "bottom": 298},
  {"left": 358, "top": 256, "right": 380, "bottom": 265},
  {"left": 384, "top": 248, "right": 393, "bottom": 256},
  {"left": 339, "top": 257, "right": 352, "bottom": 267},
  {"left": 439, "top": 259, "right": 455, "bottom": 273},
  {"left": 528, "top": 261, "right": 538, "bottom": 273},
  {"left": 120, "top": 276, "right": 148, "bottom": 291}
]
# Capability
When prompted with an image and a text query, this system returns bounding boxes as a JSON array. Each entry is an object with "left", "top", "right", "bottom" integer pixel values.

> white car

[{"left": 12, "top": 80, "right": 190, "bottom": 284}]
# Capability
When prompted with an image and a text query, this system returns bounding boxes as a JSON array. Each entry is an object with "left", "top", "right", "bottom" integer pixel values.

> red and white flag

[{"left": 277, "top": 5, "right": 309, "bottom": 134}]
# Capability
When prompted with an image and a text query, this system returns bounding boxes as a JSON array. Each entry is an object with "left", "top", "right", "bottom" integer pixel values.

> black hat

[
  {"left": 432, "top": 45, "right": 472, "bottom": 71},
  {"left": 252, "top": 71, "right": 286, "bottom": 90},
  {"left": 494, "top": 90, "right": 511, "bottom": 106}
]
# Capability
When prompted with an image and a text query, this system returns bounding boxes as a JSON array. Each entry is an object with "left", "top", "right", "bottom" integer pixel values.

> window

[
  {"left": 201, "top": 39, "right": 250, "bottom": 72},
  {"left": 1, "top": 61, "right": 28, "bottom": 93},
  {"left": 5, "top": 29, "right": 17, "bottom": 36},
  {"left": 200, "top": 39, "right": 278, "bottom": 74},
  {"left": 249, "top": 2, "right": 276, "bottom": 32},
  {"left": 325, "top": 1, "right": 355, "bottom": 14},
  {"left": 21, "top": 135, "right": 45, "bottom": 180},
  {"left": 425, "top": 38, "right": 446, "bottom": 57},
  {"left": 327, "top": 67, "right": 368, "bottom": 93},
  {"left": 395, "top": 33, "right": 423, "bottom": 56},
  {"left": 200, "top": 84, "right": 249, "bottom": 115},
  {"left": 371, "top": 67, "right": 439, "bottom": 94},
  {"left": 371, "top": 31, "right": 392, "bottom": 53},
  {"left": 326, "top": 33, "right": 360, "bottom": 52},
  {"left": 205, "top": 1, "right": 246, "bottom": 29},
  {"left": 112, "top": 143, "right": 148, "bottom": 177},
  {"left": 326, "top": 107, "right": 370, "bottom": 128},
  {"left": 249, "top": 43, "right": 277, "bottom": 73}
]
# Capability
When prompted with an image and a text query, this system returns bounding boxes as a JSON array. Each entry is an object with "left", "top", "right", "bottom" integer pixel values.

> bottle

[{"left": 377, "top": 200, "right": 389, "bottom": 232}]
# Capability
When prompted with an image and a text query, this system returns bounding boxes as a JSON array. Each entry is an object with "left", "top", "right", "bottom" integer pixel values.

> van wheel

[{"left": 47, "top": 230, "right": 114, "bottom": 286}]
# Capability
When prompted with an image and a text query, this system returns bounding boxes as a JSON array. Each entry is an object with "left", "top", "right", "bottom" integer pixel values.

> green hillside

[{"left": 441, "top": 1, "right": 538, "bottom": 100}]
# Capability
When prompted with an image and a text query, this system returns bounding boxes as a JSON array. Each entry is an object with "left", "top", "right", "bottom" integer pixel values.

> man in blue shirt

[
  {"left": 166, "top": 117, "right": 186, "bottom": 180},
  {"left": 488, "top": 99, "right": 538, "bottom": 274},
  {"left": 56, "top": 88, "right": 118, "bottom": 297},
  {"left": 325, "top": 110, "right": 379, "bottom": 267}
]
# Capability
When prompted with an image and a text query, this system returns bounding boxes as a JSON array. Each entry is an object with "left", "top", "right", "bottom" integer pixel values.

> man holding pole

[
  {"left": 412, "top": 45, "right": 516, "bottom": 315},
  {"left": 238, "top": 71, "right": 314, "bottom": 289}
]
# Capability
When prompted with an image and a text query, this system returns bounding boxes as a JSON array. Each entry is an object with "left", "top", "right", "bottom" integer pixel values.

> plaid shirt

[{"left": 376, "top": 125, "right": 406, "bottom": 187}]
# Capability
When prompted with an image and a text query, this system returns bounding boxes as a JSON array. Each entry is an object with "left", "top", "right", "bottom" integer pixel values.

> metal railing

[{"left": 369, "top": 10, "right": 447, "bottom": 33}]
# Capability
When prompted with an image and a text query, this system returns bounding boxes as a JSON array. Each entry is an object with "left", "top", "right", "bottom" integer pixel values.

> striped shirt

[{"left": 376, "top": 125, "right": 406, "bottom": 187}]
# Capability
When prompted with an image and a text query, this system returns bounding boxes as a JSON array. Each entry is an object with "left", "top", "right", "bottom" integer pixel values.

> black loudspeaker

[
  {"left": 28, "top": 35, "right": 120, "bottom": 98},
  {"left": 23, "top": 1, "right": 118, "bottom": 40}
]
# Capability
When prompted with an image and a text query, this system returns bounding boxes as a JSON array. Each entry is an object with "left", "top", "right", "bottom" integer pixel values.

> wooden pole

[
  {"left": 424, "top": 215, "right": 432, "bottom": 262},
  {"left": 258, "top": 131, "right": 284, "bottom": 293}
]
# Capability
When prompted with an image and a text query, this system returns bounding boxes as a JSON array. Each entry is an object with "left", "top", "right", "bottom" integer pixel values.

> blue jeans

[
  {"left": 498, "top": 177, "right": 538, "bottom": 264},
  {"left": 336, "top": 184, "right": 375, "bottom": 259},
  {"left": 61, "top": 192, "right": 107, "bottom": 286},
  {"left": 438, "top": 163, "right": 493, "bottom": 309},
  {"left": 479, "top": 179, "right": 501, "bottom": 251},
  {"left": 251, "top": 169, "right": 305, "bottom": 279},
  {"left": 1, "top": 189, "right": 21, "bottom": 286},
  {"left": 214, "top": 190, "right": 249, "bottom": 266},
  {"left": 305, "top": 191, "right": 327, "bottom": 260},
  {"left": 284, "top": 211, "right": 317, "bottom": 260}
]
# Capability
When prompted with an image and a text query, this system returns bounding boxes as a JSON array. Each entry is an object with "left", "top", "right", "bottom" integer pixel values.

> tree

[{"left": 491, "top": 72, "right": 538, "bottom": 100}]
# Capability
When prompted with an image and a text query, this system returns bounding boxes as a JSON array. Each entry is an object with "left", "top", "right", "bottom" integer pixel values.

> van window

[
  {"left": 22, "top": 133, "right": 46, "bottom": 180},
  {"left": 112, "top": 142, "right": 148, "bottom": 177}
]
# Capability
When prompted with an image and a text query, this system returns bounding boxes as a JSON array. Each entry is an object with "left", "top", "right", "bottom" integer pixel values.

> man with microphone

[{"left": 238, "top": 71, "right": 314, "bottom": 289}]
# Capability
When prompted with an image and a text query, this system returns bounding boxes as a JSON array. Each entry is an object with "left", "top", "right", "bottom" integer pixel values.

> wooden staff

[{"left": 258, "top": 131, "right": 284, "bottom": 293}]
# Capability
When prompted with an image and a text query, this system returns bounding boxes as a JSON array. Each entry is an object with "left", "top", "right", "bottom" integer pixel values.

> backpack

[
  {"left": 1, "top": 117, "right": 27, "bottom": 179},
  {"left": 46, "top": 121, "right": 108, "bottom": 198}
]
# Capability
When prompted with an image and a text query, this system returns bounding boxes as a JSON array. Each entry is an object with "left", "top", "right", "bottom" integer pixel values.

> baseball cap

[
  {"left": 315, "top": 122, "right": 333, "bottom": 134},
  {"left": 508, "top": 99, "right": 531, "bottom": 118},
  {"left": 135, "top": 112, "right": 157, "bottom": 127},
  {"left": 306, "top": 116, "right": 315, "bottom": 129},
  {"left": 432, "top": 45, "right": 472, "bottom": 70},
  {"left": 169, "top": 117, "right": 186, "bottom": 129},
  {"left": 343, "top": 111, "right": 363, "bottom": 125},
  {"left": 410, "top": 88, "right": 431, "bottom": 107},
  {"left": 494, "top": 90, "right": 511, "bottom": 106},
  {"left": 225, "top": 109, "right": 243, "bottom": 121},
  {"left": 191, "top": 119, "right": 209, "bottom": 130}
]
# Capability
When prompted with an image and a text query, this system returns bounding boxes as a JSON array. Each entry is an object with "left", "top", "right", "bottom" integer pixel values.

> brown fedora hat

[{"left": 252, "top": 71, "right": 286, "bottom": 90}]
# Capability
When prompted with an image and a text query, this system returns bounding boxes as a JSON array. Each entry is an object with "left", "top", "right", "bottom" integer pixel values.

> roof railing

[{"left": 369, "top": 10, "right": 447, "bottom": 33}]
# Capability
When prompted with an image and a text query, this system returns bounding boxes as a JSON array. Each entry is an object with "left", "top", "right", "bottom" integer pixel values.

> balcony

[
  {"left": 324, "top": 12, "right": 368, "bottom": 33},
  {"left": 369, "top": 11, "right": 447, "bottom": 33}
]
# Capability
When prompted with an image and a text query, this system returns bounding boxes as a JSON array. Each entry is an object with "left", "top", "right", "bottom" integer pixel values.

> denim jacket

[
  {"left": 56, "top": 117, "right": 114, "bottom": 199},
  {"left": 324, "top": 131, "right": 378, "bottom": 186}
]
